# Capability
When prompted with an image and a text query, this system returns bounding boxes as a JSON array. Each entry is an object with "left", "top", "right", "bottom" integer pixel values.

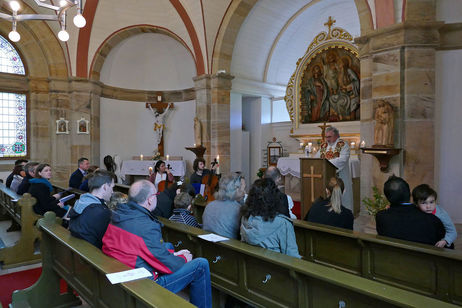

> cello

[{"left": 201, "top": 160, "right": 219, "bottom": 202}]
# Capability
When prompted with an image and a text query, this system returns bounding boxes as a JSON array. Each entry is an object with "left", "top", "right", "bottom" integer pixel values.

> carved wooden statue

[{"left": 374, "top": 100, "right": 394, "bottom": 147}]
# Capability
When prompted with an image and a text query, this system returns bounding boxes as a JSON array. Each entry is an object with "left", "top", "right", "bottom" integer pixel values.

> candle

[
  {"left": 166, "top": 154, "right": 169, "bottom": 161},
  {"left": 308, "top": 142, "right": 313, "bottom": 152},
  {"left": 299, "top": 142, "right": 304, "bottom": 148},
  {"left": 140, "top": 154, "right": 143, "bottom": 161},
  {"left": 157, "top": 95, "right": 162, "bottom": 102},
  {"left": 216, "top": 155, "right": 220, "bottom": 174},
  {"left": 194, "top": 143, "right": 196, "bottom": 147},
  {"left": 360, "top": 140, "right": 366, "bottom": 148},
  {"left": 148, "top": 166, "right": 153, "bottom": 173},
  {"left": 350, "top": 142, "right": 356, "bottom": 149}
]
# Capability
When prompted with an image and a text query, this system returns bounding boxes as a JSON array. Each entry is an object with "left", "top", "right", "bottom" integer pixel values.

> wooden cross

[
  {"left": 146, "top": 101, "right": 174, "bottom": 157},
  {"left": 318, "top": 121, "right": 331, "bottom": 142},
  {"left": 303, "top": 166, "right": 323, "bottom": 202}
]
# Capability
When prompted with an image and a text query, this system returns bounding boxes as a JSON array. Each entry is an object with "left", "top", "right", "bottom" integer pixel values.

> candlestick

[
  {"left": 166, "top": 155, "right": 169, "bottom": 161},
  {"left": 140, "top": 154, "right": 143, "bottom": 161},
  {"left": 360, "top": 140, "right": 366, "bottom": 148}
]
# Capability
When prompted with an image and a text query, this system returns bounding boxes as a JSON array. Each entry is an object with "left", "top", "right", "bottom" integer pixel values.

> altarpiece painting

[{"left": 285, "top": 17, "right": 360, "bottom": 128}]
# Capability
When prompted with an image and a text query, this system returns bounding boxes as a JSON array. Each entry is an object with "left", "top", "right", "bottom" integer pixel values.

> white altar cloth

[
  {"left": 120, "top": 160, "right": 186, "bottom": 177},
  {"left": 277, "top": 155, "right": 360, "bottom": 179}
]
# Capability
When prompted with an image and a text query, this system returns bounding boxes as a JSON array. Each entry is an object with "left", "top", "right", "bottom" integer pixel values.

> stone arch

[
  {"left": 0, "top": 8, "right": 68, "bottom": 78},
  {"left": 212, "top": 0, "right": 374, "bottom": 74},
  {"left": 89, "top": 25, "right": 197, "bottom": 81}
]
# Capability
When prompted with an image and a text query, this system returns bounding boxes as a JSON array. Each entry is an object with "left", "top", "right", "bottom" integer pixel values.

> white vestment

[{"left": 315, "top": 139, "right": 353, "bottom": 211}]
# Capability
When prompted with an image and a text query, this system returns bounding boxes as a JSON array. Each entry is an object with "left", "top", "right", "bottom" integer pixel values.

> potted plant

[{"left": 362, "top": 186, "right": 389, "bottom": 216}]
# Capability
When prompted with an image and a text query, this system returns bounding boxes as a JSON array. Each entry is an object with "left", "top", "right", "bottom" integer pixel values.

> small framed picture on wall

[
  {"left": 77, "top": 118, "right": 89, "bottom": 134},
  {"left": 56, "top": 118, "right": 69, "bottom": 135}
]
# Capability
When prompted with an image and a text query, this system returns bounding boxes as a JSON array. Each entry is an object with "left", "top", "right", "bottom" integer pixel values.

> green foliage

[
  {"left": 256, "top": 168, "right": 265, "bottom": 179},
  {"left": 362, "top": 186, "right": 389, "bottom": 216}
]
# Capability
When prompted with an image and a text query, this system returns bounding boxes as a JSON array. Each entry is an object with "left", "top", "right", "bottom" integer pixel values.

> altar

[
  {"left": 120, "top": 160, "right": 186, "bottom": 183},
  {"left": 277, "top": 154, "right": 361, "bottom": 216}
]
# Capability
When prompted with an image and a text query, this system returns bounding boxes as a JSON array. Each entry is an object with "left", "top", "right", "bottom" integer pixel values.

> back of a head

[
  {"left": 412, "top": 184, "right": 437, "bottom": 204},
  {"left": 384, "top": 175, "right": 410, "bottom": 205},
  {"left": 108, "top": 192, "right": 128, "bottom": 210},
  {"left": 264, "top": 166, "right": 282, "bottom": 185},
  {"left": 15, "top": 159, "right": 28, "bottom": 166},
  {"left": 129, "top": 180, "right": 155, "bottom": 205},
  {"left": 88, "top": 170, "right": 114, "bottom": 192},
  {"left": 327, "top": 177, "right": 344, "bottom": 214},
  {"left": 12, "top": 164, "right": 24, "bottom": 175},
  {"left": 24, "top": 162, "right": 39, "bottom": 175},
  {"left": 103, "top": 155, "right": 116, "bottom": 172},
  {"left": 174, "top": 192, "right": 193, "bottom": 209},
  {"left": 216, "top": 173, "right": 244, "bottom": 201},
  {"left": 242, "top": 178, "right": 278, "bottom": 221}
]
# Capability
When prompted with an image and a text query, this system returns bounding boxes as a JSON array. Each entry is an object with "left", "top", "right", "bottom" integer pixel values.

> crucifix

[
  {"left": 318, "top": 121, "right": 331, "bottom": 142},
  {"left": 146, "top": 98, "right": 174, "bottom": 157},
  {"left": 302, "top": 166, "right": 323, "bottom": 202}
]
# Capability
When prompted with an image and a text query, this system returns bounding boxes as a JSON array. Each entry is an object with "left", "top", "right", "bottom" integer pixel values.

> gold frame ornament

[{"left": 285, "top": 16, "right": 359, "bottom": 129}]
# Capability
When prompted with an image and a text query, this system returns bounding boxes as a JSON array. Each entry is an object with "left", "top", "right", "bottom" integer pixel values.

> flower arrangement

[
  {"left": 152, "top": 151, "right": 161, "bottom": 160},
  {"left": 256, "top": 168, "right": 266, "bottom": 179},
  {"left": 362, "top": 186, "right": 389, "bottom": 216}
]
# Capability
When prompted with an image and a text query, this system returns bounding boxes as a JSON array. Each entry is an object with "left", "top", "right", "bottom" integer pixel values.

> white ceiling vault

[{"left": 230, "top": 0, "right": 361, "bottom": 87}]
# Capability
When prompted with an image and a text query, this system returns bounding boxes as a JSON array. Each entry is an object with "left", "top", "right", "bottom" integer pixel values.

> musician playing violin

[
  {"left": 190, "top": 158, "right": 216, "bottom": 184},
  {"left": 149, "top": 160, "right": 174, "bottom": 190}
]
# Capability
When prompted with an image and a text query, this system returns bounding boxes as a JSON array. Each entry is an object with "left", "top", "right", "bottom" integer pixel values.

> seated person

[
  {"left": 102, "top": 180, "right": 212, "bottom": 308},
  {"left": 375, "top": 175, "right": 445, "bottom": 245},
  {"left": 412, "top": 184, "right": 457, "bottom": 249},
  {"left": 28, "top": 163, "right": 67, "bottom": 217},
  {"left": 169, "top": 192, "right": 201, "bottom": 228},
  {"left": 6, "top": 159, "right": 27, "bottom": 188},
  {"left": 69, "top": 157, "right": 90, "bottom": 189},
  {"left": 69, "top": 170, "right": 115, "bottom": 248},
  {"left": 305, "top": 177, "right": 354, "bottom": 230},
  {"left": 190, "top": 157, "right": 216, "bottom": 184},
  {"left": 264, "top": 166, "right": 297, "bottom": 218},
  {"left": 240, "top": 178, "right": 301, "bottom": 258},
  {"left": 17, "top": 162, "right": 39, "bottom": 195},
  {"left": 202, "top": 173, "right": 246, "bottom": 239},
  {"left": 79, "top": 165, "right": 99, "bottom": 192},
  {"left": 108, "top": 191, "right": 128, "bottom": 210},
  {"left": 10, "top": 164, "right": 26, "bottom": 193},
  {"left": 152, "top": 182, "right": 178, "bottom": 218},
  {"left": 148, "top": 160, "right": 174, "bottom": 190}
]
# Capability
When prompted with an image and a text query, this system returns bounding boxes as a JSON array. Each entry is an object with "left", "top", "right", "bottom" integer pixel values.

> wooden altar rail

[
  {"left": 159, "top": 217, "right": 458, "bottom": 308},
  {"left": 11, "top": 212, "right": 193, "bottom": 308},
  {"left": 0, "top": 184, "right": 42, "bottom": 269},
  {"left": 191, "top": 198, "right": 462, "bottom": 305}
]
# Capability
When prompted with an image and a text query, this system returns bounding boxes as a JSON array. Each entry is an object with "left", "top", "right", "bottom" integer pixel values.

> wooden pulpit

[{"left": 300, "top": 158, "right": 337, "bottom": 219}]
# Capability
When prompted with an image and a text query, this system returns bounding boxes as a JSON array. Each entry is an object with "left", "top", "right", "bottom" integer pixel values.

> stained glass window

[
  {"left": 0, "top": 35, "right": 25, "bottom": 75},
  {"left": 0, "top": 92, "right": 27, "bottom": 158}
]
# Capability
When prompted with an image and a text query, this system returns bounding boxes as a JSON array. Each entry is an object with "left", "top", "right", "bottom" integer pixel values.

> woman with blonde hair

[{"left": 305, "top": 177, "right": 353, "bottom": 230}]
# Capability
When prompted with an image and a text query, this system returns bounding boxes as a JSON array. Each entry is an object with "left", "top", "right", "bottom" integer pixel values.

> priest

[{"left": 315, "top": 126, "right": 353, "bottom": 211}]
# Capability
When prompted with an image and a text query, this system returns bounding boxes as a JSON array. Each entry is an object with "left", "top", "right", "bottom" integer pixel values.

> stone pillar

[
  {"left": 356, "top": 20, "right": 441, "bottom": 208},
  {"left": 194, "top": 73, "right": 234, "bottom": 174}
]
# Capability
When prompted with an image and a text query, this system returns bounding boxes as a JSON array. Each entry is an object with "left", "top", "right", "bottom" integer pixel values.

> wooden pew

[
  {"left": 191, "top": 198, "right": 462, "bottom": 305},
  {"left": 159, "top": 217, "right": 458, "bottom": 308},
  {"left": 0, "top": 185, "right": 42, "bottom": 268},
  {"left": 11, "top": 211, "right": 194, "bottom": 308}
]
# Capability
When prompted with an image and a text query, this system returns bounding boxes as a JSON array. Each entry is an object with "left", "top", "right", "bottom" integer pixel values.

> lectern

[{"left": 300, "top": 158, "right": 337, "bottom": 219}]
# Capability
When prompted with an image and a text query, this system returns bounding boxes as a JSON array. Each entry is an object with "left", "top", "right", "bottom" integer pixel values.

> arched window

[{"left": 0, "top": 35, "right": 27, "bottom": 158}]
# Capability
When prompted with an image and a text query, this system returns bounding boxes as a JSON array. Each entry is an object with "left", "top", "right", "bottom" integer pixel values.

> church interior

[{"left": 0, "top": 0, "right": 462, "bottom": 307}]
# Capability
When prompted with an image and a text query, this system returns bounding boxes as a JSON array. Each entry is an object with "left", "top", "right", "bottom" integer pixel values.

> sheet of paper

[
  {"left": 106, "top": 267, "right": 152, "bottom": 284},
  {"left": 198, "top": 233, "right": 229, "bottom": 242}
]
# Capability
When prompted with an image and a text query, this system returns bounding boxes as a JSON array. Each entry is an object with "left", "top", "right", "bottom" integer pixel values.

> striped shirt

[{"left": 169, "top": 209, "right": 201, "bottom": 228}]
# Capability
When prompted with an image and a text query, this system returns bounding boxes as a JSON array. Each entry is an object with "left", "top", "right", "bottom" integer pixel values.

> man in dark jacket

[
  {"left": 102, "top": 180, "right": 211, "bottom": 308},
  {"left": 69, "top": 157, "right": 90, "bottom": 189},
  {"left": 69, "top": 170, "right": 114, "bottom": 248},
  {"left": 17, "top": 162, "right": 39, "bottom": 195},
  {"left": 376, "top": 175, "right": 445, "bottom": 245}
]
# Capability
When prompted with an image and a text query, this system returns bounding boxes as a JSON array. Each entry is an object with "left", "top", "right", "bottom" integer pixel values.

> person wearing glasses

[
  {"left": 102, "top": 180, "right": 212, "bottom": 308},
  {"left": 202, "top": 173, "right": 246, "bottom": 239}
]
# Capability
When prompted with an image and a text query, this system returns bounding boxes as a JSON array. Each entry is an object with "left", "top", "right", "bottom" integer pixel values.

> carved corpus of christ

[{"left": 148, "top": 102, "right": 172, "bottom": 152}]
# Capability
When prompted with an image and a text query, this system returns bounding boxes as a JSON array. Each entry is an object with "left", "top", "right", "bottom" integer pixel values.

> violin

[{"left": 201, "top": 160, "right": 219, "bottom": 202}]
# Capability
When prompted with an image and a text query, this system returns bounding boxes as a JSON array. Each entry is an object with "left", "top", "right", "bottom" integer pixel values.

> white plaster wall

[
  {"left": 435, "top": 50, "right": 462, "bottom": 223},
  {"left": 437, "top": 0, "right": 462, "bottom": 23},
  {"left": 242, "top": 97, "right": 262, "bottom": 185},
  {"left": 99, "top": 32, "right": 197, "bottom": 176},
  {"left": 100, "top": 98, "right": 196, "bottom": 174},
  {"left": 100, "top": 33, "right": 196, "bottom": 90}
]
